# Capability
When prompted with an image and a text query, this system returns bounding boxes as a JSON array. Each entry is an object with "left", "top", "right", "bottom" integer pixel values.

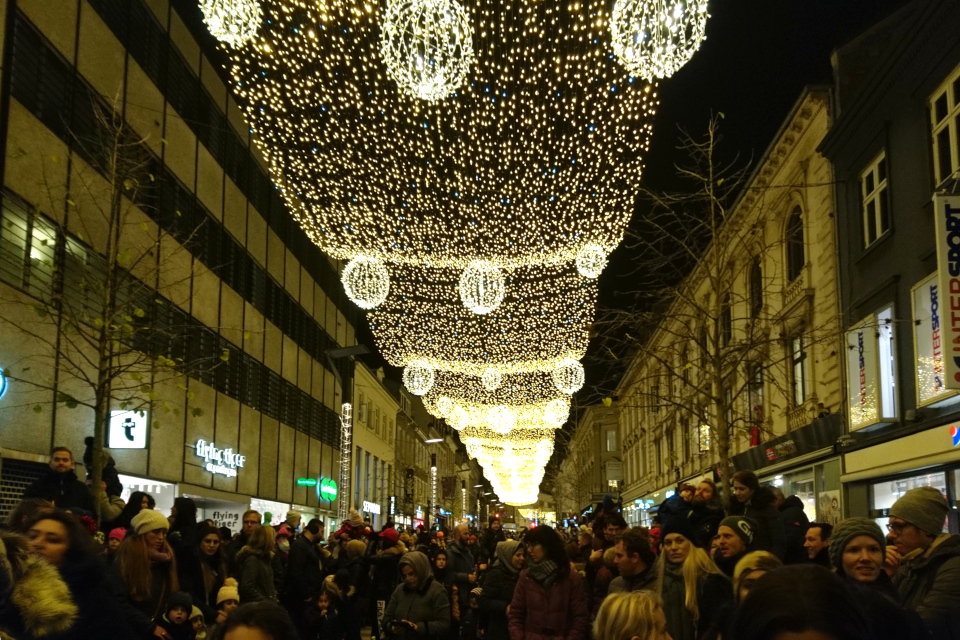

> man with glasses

[
  {"left": 885, "top": 487, "right": 960, "bottom": 627},
  {"left": 227, "top": 509, "right": 262, "bottom": 575}
]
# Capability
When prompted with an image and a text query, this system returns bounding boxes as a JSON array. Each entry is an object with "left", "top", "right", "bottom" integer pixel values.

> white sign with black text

[
  {"left": 108, "top": 411, "right": 148, "bottom": 449},
  {"left": 195, "top": 439, "right": 245, "bottom": 477}
]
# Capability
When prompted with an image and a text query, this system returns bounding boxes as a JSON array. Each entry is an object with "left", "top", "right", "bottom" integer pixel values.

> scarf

[
  {"left": 526, "top": 558, "right": 560, "bottom": 587},
  {"left": 148, "top": 548, "right": 172, "bottom": 564},
  {"left": 495, "top": 540, "right": 522, "bottom": 575}
]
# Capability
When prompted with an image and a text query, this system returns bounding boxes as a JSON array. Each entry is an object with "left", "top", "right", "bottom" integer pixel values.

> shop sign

[
  {"left": 846, "top": 323, "right": 878, "bottom": 430},
  {"left": 765, "top": 439, "right": 798, "bottom": 462},
  {"left": 318, "top": 478, "right": 337, "bottom": 501},
  {"left": 932, "top": 194, "right": 960, "bottom": 388},
  {"left": 389, "top": 495, "right": 397, "bottom": 515},
  {"left": 362, "top": 500, "right": 381, "bottom": 514},
  {"left": 297, "top": 478, "right": 317, "bottom": 487},
  {"left": 951, "top": 424, "right": 960, "bottom": 447},
  {"left": 914, "top": 274, "right": 950, "bottom": 404},
  {"left": 0, "top": 367, "right": 8, "bottom": 400},
  {"left": 195, "top": 439, "right": 245, "bottom": 477},
  {"left": 108, "top": 410, "right": 148, "bottom": 449}
]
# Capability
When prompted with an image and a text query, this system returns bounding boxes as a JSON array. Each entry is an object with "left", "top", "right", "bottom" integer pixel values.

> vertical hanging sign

[{"left": 934, "top": 194, "right": 960, "bottom": 389}]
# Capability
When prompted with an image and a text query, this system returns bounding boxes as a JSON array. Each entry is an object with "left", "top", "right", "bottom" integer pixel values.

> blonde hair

[
  {"left": 657, "top": 536, "right": 723, "bottom": 619},
  {"left": 593, "top": 591, "right": 666, "bottom": 640},
  {"left": 238, "top": 523, "right": 275, "bottom": 560}
]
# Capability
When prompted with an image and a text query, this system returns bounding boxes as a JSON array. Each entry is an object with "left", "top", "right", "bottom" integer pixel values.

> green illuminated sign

[
  {"left": 319, "top": 477, "right": 338, "bottom": 501},
  {"left": 297, "top": 478, "right": 317, "bottom": 487}
]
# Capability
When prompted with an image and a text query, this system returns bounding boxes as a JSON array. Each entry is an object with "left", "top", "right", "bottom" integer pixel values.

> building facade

[
  {"left": 556, "top": 403, "right": 620, "bottom": 522},
  {"left": 352, "top": 363, "right": 398, "bottom": 529},
  {"left": 820, "top": 0, "right": 960, "bottom": 532},
  {"left": 615, "top": 88, "right": 844, "bottom": 527},
  {"left": 0, "top": 0, "right": 357, "bottom": 532}
]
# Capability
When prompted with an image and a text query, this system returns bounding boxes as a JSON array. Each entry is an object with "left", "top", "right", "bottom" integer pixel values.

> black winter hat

[
  {"left": 660, "top": 515, "right": 697, "bottom": 544},
  {"left": 166, "top": 591, "right": 193, "bottom": 613}
]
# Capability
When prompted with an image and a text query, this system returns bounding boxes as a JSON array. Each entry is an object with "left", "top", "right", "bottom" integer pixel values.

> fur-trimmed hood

[
  {"left": 0, "top": 530, "right": 78, "bottom": 638},
  {"left": 377, "top": 541, "right": 407, "bottom": 557}
]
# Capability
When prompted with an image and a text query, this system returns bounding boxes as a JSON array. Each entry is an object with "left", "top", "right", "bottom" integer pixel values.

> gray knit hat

[
  {"left": 889, "top": 487, "right": 949, "bottom": 535},
  {"left": 719, "top": 515, "right": 758, "bottom": 548},
  {"left": 829, "top": 517, "right": 885, "bottom": 570}
]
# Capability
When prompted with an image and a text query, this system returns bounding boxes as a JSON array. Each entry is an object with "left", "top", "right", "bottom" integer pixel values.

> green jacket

[{"left": 894, "top": 534, "right": 960, "bottom": 623}]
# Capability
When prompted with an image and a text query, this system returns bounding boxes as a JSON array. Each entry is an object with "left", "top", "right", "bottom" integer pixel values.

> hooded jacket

[
  {"left": 479, "top": 541, "right": 522, "bottom": 639},
  {"left": 508, "top": 566, "right": 589, "bottom": 640},
  {"left": 730, "top": 487, "right": 785, "bottom": 559},
  {"left": 778, "top": 495, "right": 810, "bottom": 565},
  {"left": 22, "top": 469, "right": 95, "bottom": 514},
  {"left": 894, "top": 533, "right": 960, "bottom": 624},
  {"left": 367, "top": 539, "right": 408, "bottom": 599},
  {"left": 382, "top": 552, "right": 451, "bottom": 639},
  {"left": 479, "top": 525, "right": 506, "bottom": 565}
]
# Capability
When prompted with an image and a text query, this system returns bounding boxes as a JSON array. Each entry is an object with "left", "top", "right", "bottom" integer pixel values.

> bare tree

[
  {"left": 0, "top": 97, "right": 233, "bottom": 519},
  {"left": 594, "top": 113, "right": 841, "bottom": 506}
]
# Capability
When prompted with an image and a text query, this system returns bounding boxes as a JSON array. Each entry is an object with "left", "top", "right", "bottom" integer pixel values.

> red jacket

[{"left": 508, "top": 566, "right": 590, "bottom": 640}]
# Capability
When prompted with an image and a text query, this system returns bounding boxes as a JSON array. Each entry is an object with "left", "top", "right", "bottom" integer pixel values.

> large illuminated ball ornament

[
  {"left": 436, "top": 396, "right": 454, "bottom": 416},
  {"left": 552, "top": 358, "right": 585, "bottom": 394},
  {"left": 576, "top": 244, "right": 607, "bottom": 279},
  {"left": 341, "top": 256, "right": 390, "bottom": 310},
  {"left": 459, "top": 260, "right": 506, "bottom": 315},
  {"left": 379, "top": 0, "right": 474, "bottom": 102},
  {"left": 480, "top": 367, "right": 502, "bottom": 391},
  {"left": 403, "top": 362, "right": 436, "bottom": 396},
  {"left": 199, "top": 0, "right": 262, "bottom": 48},
  {"left": 610, "top": 0, "right": 709, "bottom": 81},
  {"left": 544, "top": 398, "right": 569, "bottom": 426}
]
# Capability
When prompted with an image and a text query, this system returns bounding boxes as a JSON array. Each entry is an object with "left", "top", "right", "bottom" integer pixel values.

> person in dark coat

[
  {"left": 170, "top": 497, "right": 200, "bottom": 561},
  {"left": 446, "top": 524, "right": 477, "bottom": 620},
  {"left": 285, "top": 518, "right": 326, "bottom": 629},
  {"left": 657, "top": 517, "right": 733, "bottom": 640},
  {"left": 507, "top": 525, "right": 590, "bottom": 640},
  {"left": 729, "top": 471, "right": 785, "bottom": 559},
  {"left": 773, "top": 490, "right": 809, "bottom": 564},
  {"left": 478, "top": 517, "right": 506, "bottom": 566},
  {"left": 20, "top": 509, "right": 136, "bottom": 639},
  {"left": 366, "top": 527, "right": 408, "bottom": 638},
  {"left": 341, "top": 539, "right": 369, "bottom": 640},
  {"left": 21, "top": 447, "right": 95, "bottom": 515},
  {"left": 803, "top": 522, "right": 833, "bottom": 567},
  {"left": 179, "top": 524, "right": 228, "bottom": 621},
  {"left": 658, "top": 484, "right": 695, "bottom": 529},
  {"left": 712, "top": 516, "right": 757, "bottom": 578},
  {"left": 608, "top": 527, "right": 657, "bottom": 595},
  {"left": 113, "top": 491, "right": 157, "bottom": 533},
  {"left": 382, "top": 551, "right": 451, "bottom": 640},
  {"left": 478, "top": 540, "right": 524, "bottom": 639},
  {"left": 227, "top": 510, "right": 261, "bottom": 578},
  {"left": 829, "top": 517, "right": 931, "bottom": 640},
  {"left": 688, "top": 480, "right": 724, "bottom": 550},
  {"left": 237, "top": 524, "right": 278, "bottom": 603}
]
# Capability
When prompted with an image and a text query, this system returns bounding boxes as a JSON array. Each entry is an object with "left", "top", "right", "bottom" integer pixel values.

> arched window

[
  {"left": 786, "top": 207, "right": 805, "bottom": 282},
  {"left": 720, "top": 293, "right": 732, "bottom": 346},
  {"left": 749, "top": 258, "right": 763, "bottom": 318}
]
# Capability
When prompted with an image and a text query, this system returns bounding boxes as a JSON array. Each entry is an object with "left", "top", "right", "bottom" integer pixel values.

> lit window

[
  {"left": 606, "top": 429, "right": 617, "bottom": 452},
  {"left": 861, "top": 151, "right": 890, "bottom": 246},
  {"left": 930, "top": 67, "right": 960, "bottom": 185},
  {"left": 845, "top": 305, "right": 897, "bottom": 431}
]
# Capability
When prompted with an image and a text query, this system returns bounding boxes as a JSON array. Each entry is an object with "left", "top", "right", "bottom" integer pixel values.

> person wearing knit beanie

[
  {"left": 732, "top": 551, "right": 782, "bottom": 602},
  {"left": 719, "top": 515, "right": 757, "bottom": 549},
  {"left": 159, "top": 591, "right": 194, "bottom": 640},
  {"left": 215, "top": 578, "right": 240, "bottom": 623},
  {"left": 189, "top": 606, "right": 207, "bottom": 640},
  {"left": 130, "top": 508, "right": 170, "bottom": 535},
  {"left": 828, "top": 518, "right": 885, "bottom": 585},
  {"left": 660, "top": 513, "right": 697, "bottom": 545},
  {"left": 714, "top": 516, "right": 758, "bottom": 578},
  {"left": 889, "top": 486, "right": 949, "bottom": 538}
]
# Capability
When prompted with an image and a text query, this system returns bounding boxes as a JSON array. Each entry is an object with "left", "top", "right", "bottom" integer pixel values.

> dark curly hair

[{"left": 23, "top": 509, "right": 96, "bottom": 564}]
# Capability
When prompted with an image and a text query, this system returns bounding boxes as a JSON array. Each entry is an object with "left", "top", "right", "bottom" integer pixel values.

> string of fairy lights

[{"left": 203, "top": 0, "right": 709, "bottom": 506}]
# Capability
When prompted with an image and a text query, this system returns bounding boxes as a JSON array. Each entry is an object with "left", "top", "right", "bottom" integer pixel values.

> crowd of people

[{"left": 2, "top": 446, "right": 959, "bottom": 640}]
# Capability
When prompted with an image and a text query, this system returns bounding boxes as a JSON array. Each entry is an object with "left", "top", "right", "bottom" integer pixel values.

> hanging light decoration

[
  {"left": 436, "top": 396, "right": 454, "bottom": 416},
  {"left": 576, "top": 244, "right": 608, "bottom": 279},
  {"left": 552, "top": 358, "right": 585, "bottom": 394},
  {"left": 199, "top": 0, "right": 262, "bottom": 47},
  {"left": 480, "top": 367, "right": 502, "bottom": 391},
  {"left": 610, "top": 0, "right": 709, "bottom": 81},
  {"left": 403, "top": 361, "right": 436, "bottom": 395},
  {"left": 341, "top": 255, "right": 391, "bottom": 309},
  {"left": 379, "top": 0, "right": 474, "bottom": 102},
  {"left": 459, "top": 260, "right": 506, "bottom": 315}
]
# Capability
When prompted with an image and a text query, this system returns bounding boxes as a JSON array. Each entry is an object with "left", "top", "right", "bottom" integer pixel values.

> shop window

[
  {"left": 871, "top": 471, "right": 948, "bottom": 533},
  {"left": 698, "top": 410, "right": 711, "bottom": 453},
  {"left": 861, "top": 152, "right": 890, "bottom": 247},
  {"left": 930, "top": 63, "right": 960, "bottom": 185},
  {"left": 846, "top": 305, "right": 898, "bottom": 430},
  {"left": 791, "top": 335, "right": 809, "bottom": 406},
  {"left": 913, "top": 273, "right": 954, "bottom": 406},
  {"left": 786, "top": 207, "right": 805, "bottom": 282}
]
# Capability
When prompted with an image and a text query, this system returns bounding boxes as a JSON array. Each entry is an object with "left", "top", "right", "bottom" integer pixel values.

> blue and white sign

[
  {"left": 108, "top": 410, "right": 148, "bottom": 449},
  {"left": 0, "top": 367, "right": 7, "bottom": 400}
]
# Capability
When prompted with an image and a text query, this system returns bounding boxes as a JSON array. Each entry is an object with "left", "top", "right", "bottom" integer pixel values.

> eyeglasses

[
  {"left": 886, "top": 521, "right": 911, "bottom": 534},
  {"left": 243, "top": 520, "right": 260, "bottom": 525}
]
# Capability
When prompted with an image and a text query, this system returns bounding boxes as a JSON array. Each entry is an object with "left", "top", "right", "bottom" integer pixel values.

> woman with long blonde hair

[
  {"left": 237, "top": 523, "right": 278, "bottom": 602},
  {"left": 593, "top": 591, "right": 671, "bottom": 640},
  {"left": 657, "top": 519, "right": 732, "bottom": 640},
  {"left": 112, "top": 508, "right": 180, "bottom": 639}
]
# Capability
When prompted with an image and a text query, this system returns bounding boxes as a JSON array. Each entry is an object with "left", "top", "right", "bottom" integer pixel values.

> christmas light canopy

[
  {"left": 481, "top": 367, "right": 502, "bottom": 391},
  {"left": 342, "top": 255, "right": 391, "bottom": 309},
  {"left": 200, "top": 0, "right": 262, "bottom": 47},
  {"left": 552, "top": 358, "right": 585, "bottom": 394},
  {"left": 576, "top": 244, "right": 608, "bottom": 279},
  {"left": 610, "top": 0, "right": 709, "bottom": 81},
  {"left": 403, "top": 361, "right": 436, "bottom": 395},
  {"left": 379, "top": 0, "right": 474, "bottom": 102},
  {"left": 459, "top": 260, "right": 506, "bottom": 315}
]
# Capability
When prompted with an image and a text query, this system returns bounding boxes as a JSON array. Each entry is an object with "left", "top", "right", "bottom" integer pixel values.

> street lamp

[{"left": 430, "top": 453, "right": 437, "bottom": 528}]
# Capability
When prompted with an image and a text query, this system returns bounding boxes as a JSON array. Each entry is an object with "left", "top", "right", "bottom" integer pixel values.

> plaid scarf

[{"left": 526, "top": 558, "right": 560, "bottom": 587}]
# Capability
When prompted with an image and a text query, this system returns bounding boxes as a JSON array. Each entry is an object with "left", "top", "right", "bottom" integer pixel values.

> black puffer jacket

[
  {"left": 660, "top": 562, "right": 733, "bottom": 640},
  {"left": 778, "top": 495, "right": 809, "bottom": 565},
  {"left": 730, "top": 487, "right": 785, "bottom": 559}
]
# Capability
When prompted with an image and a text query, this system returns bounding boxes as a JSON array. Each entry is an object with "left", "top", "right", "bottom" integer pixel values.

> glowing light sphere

[
  {"left": 487, "top": 405, "right": 515, "bottom": 435},
  {"left": 576, "top": 244, "right": 608, "bottom": 279},
  {"left": 199, "top": 0, "right": 262, "bottom": 48},
  {"left": 544, "top": 398, "right": 569, "bottom": 426},
  {"left": 341, "top": 256, "right": 391, "bottom": 310},
  {"left": 379, "top": 0, "right": 474, "bottom": 102},
  {"left": 480, "top": 367, "right": 502, "bottom": 391},
  {"left": 459, "top": 260, "right": 506, "bottom": 315},
  {"left": 436, "top": 396, "right": 454, "bottom": 416},
  {"left": 403, "top": 361, "right": 436, "bottom": 396},
  {"left": 610, "top": 0, "right": 709, "bottom": 81},
  {"left": 552, "top": 358, "right": 585, "bottom": 394}
]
